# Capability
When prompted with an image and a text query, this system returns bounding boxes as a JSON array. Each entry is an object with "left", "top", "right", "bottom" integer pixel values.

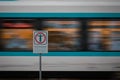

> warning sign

[{"left": 33, "top": 31, "right": 48, "bottom": 53}]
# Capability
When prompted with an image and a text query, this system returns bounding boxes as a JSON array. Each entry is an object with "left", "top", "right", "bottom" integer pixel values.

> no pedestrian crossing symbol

[{"left": 33, "top": 31, "right": 48, "bottom": 53}]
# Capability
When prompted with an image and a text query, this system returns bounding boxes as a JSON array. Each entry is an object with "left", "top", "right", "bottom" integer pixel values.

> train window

[
  {"left": 88, "top": 20, "right": 120, "bottom": 51},
  {"left": 42, "top": 19, "right": 81, "bottom": 51},
  {"left": 1, "top": 19, "right": 34, "bottom": 51}
]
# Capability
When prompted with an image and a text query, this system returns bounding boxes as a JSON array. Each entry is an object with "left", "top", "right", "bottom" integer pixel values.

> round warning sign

[{"left": 34, "top": 31, "right": 47, "bottom": 45}]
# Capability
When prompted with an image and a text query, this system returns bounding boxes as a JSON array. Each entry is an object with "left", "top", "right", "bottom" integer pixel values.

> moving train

[{"left": 0, "top": 0, "right": 120, "bottom": 71}]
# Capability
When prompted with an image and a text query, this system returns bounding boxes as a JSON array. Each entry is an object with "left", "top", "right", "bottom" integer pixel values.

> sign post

[
  {"left": 33, "top": 31, "right": 48, "bottom": 80},
  {"left": 39, "top": 53, "right": 42, "bottom": 80}
]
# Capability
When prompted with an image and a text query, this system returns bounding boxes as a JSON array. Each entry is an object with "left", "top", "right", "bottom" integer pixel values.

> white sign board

[{"left": 33, "top": 31, "right": 48, "bottom": 53}]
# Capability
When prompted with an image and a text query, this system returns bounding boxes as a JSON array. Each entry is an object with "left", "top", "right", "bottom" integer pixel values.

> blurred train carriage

[{"left": 0, "top": 0, "right": 120, "bottom": 74}]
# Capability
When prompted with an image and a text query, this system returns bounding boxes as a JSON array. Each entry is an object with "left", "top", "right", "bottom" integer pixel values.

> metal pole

[{"left": 39, "top": 53, "right": 42, "bottom": 80}]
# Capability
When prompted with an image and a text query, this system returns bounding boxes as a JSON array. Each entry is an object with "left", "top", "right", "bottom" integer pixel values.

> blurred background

[{"left": 0, "top": 0, "right": 120, "bottom": 80}]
